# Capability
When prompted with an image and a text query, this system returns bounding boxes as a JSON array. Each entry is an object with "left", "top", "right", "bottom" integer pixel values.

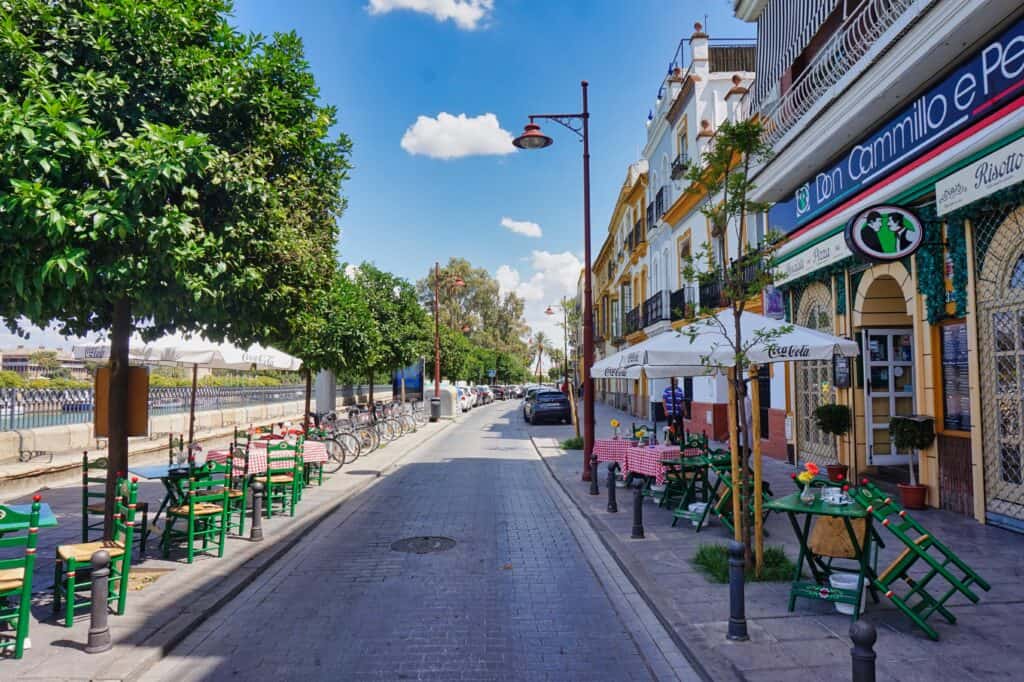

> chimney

[
  {"left": 725, "top": 74, "right": 750, "bottom": 122},
  {"left": 690, "top": 22, "right": 709, "bottom": 76}
]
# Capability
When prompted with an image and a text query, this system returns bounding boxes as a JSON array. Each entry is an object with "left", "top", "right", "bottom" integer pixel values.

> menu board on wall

[{"left": 940, "top": 323, "right": 971, "bottom": 431}]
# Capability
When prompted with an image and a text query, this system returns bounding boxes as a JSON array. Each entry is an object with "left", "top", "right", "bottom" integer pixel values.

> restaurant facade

[{"left": 736, "top": 0, "right": 1024, "bottom": 528}]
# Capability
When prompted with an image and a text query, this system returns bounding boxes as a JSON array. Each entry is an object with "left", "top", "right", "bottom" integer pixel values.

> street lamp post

[
  {"left": 432, "top": 262, "right": 464, "bottom": 397},
  {"left": 514, "top": 80, "right": 595, "bottom": 482}
]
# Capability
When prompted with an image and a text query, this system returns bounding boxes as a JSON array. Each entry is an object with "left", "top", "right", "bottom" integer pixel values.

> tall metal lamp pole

[{"left": 514, "top": 81, "right": 595, "bottom": 481}]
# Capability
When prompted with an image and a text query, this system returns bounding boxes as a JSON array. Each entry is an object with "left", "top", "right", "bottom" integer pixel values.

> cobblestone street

[{"left": 145, "top": 404, "right": 695, "bottom": 681}]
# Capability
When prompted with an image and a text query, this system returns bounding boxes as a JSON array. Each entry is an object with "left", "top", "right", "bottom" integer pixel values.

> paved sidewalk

[
  {"left": 529, "top": 400, "right": 1023, "bottom": 681},
  {"left": 0, "top": 417, "right": 452, "bottom": 679}
]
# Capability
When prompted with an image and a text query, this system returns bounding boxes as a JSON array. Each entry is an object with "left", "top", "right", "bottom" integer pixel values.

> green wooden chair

[
  {"left": 202, "top": 450, "right": 248, "bottom": 537},
  {"left": 81, "top": 453, "right": 108, "bottom": 541},
  {"left": 0, "top": 496, "right": 43, "bottom": 658},
  {"left": 54, "top": 479, "right": 137, "bottom": 627},
  {"left": 81, "top": 454, "right": 149, "bottom": 554},
  {"left": 265, "top": 441, "right": 302, "bottom": 517},
  {"left": 161, "top": 475, "right": 230, "bottom": 563},
  {"left": 302, "top": 439, "right": 324, "bottom": 489}
]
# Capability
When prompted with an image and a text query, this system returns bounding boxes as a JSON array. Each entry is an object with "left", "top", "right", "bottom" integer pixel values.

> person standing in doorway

[{"left": 662, "top": 378, "right": 685, "bottom": 444}]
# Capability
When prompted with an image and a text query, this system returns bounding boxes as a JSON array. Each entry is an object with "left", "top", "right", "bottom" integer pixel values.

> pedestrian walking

[{"left": 662, "top": 379, "right": 685, "bottom": 443}]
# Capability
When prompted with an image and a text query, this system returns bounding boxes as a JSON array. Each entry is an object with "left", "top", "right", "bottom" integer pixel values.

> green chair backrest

[
  {"left": 82, "top": 454, "right": 108, "bottom": 503},
  {"left": 0, "top": 497, "right": 43, "bottom": 594},
  {"left": 113, "top": 478, "right": 139, "bottom": 550},
  {"left": 183, "top": 475, "right": 230, "bottom": 508},
  {"left": 267, "top": 441, "right": 299, "bottom": 476}
]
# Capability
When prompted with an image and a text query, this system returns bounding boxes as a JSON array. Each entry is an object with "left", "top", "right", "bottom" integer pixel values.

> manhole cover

[{"left": 391, "top": 536, "right": 456, "bottom": 554}]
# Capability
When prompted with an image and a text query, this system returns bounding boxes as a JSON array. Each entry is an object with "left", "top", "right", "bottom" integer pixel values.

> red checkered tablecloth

[
  {"left": 623, "top": 445, "right": 675, "bottom": 485},
  {"left": 207, "top": 440, "right": 326, "bottom": 475},
  {"left": 593, "top": 439, "right": 629, "bottom": 465}
]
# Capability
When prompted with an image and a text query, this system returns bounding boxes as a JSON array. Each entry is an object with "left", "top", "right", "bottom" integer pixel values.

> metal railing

[
  {"left": 0, "top": 384, "right": 310, "bottom": 432},
  {"left": 655, "top": 187, "right": 666, "bottom": 220},
  {"left": 699, "top": 279, "right": 727, "bottom": 310},
  {"left": 624, "top": 306, "right": 642, "bottom": 335},
  {"left": 671, "top": 152, "right": 690, "bottom": 180},
  {"left": 670, "top": 286, "right": 696, "bottom": 321},
  {"left": 756, "top": 0, "right": 918, "bottom": 148},
  {"left": 643, "top": 291, "right": 669, "bottom": 327}
]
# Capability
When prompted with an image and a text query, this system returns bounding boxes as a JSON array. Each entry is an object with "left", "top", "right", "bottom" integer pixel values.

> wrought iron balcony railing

[
  {"left": 643, "top": 291, "right": 669, "bottom": 327},
  {"left": 671, "top": 152, "right": 690, "bottom": 180},
  {"left": 655, "top": 186, "right": 666, "bottom": 219},
  {"left": 624, "top": 306, "right": 642, "bottom": 335},
  {"left": 757, "top": 0, "right": 916, "bottom": 148},
  {"left": 669, "top": 286, "right": 696, "bottom": 321}
]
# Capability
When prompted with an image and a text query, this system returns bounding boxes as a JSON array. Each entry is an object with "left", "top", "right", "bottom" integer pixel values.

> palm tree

[{"left": 531, "top": 331, "right": 554, "bottom": 385}]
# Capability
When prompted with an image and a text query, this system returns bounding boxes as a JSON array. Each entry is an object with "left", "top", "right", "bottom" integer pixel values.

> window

[
  {"left": 940, "top": 321, "right": 971, "bottom": 431},
  {"left": 678, "top": 239, "right": 692, "bottom": 284},
  {"left": 1011, "top": 255, "right": 1024, "bottom": 289},
  {"left": 748, "top": 212, "right": 767, "bottom": 249}
]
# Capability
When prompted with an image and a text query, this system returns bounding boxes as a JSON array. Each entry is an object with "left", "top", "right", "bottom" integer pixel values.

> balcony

[
  {"left": 655, "top": 187, "right": 666, "bottom": 220},
  {"left": 670, "top": 152, "right": 690, "bottom": 180},
  {"left": 669, "top": 286, "right": 696, "bottom": 321},
  {"left": 757, "top": 0, "right": 916, "bottom": 148},
  {"left": 642, "top": 291, "right": 669, "bottom": 327},
  {"left": 699, "top": 278, "right": 727, "bottom": 310},
  {"left": 624, "top": 306, "right": 642, "bottom": 335}
]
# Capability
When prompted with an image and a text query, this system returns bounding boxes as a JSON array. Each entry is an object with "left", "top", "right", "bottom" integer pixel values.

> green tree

[
  {"left": 29, "top": 350, "right": 61, "bottom": 375},
  {"left": 355, "top": 263, "right": 430, "bottom": 403},
  {"left": 680, "top": 118, "right": 782, "bottom": 573},
  {"left": 0, "top": 0, "right": 350, "bottom": 537}
]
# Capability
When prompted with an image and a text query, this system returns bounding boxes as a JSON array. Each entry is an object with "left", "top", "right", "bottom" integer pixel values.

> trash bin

[{"left": 430, "top": 397, "right": 441, "bottom": 422}]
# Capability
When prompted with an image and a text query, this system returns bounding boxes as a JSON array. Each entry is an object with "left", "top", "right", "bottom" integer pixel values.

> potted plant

[
  {"left": 812, "top": 403, "right": 852, "bottom": 481},
  {"left": 889, "top": 415, "right": 936, "bottom": 509}
]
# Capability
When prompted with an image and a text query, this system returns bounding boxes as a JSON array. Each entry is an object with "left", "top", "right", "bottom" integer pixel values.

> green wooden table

[{"left": 765, "top": 491, "right": 878, "bottom": 619}]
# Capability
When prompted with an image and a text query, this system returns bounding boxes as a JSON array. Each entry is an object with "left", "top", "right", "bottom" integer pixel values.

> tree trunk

[
  {"left": 104, "top": 298, "right": 131, "bottom": 542},
  {"left": 303, "top": 368, "right": 312, "bottom": 433},
  {"left": 732, "top": 306, "right": 753, "bottom": 570},
  {"left": 367, "top": 370, "right": 374, "bottom": 406}
]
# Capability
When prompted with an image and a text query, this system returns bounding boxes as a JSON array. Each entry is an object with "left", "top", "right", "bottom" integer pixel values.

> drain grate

[{"left": 390, "top": 536, "right": 456, "bottom": 554}]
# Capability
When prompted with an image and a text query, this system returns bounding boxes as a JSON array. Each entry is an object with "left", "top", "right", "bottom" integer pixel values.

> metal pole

[
  {"left": 607, "top": 463, "right": 618, "bottom": 512},
  {"left": 250, "top": 481, "right": 264, "bottom": 542},
  {"left": 727, "top": 540, "right": 749, "bottom": 641},
  {"left": 589, "top": 453, "right": 599, "bottom": 495},
  {"left": 631, "top": 485, "right": 644, "bottom": 538},
  {"left": 581, "top": 80, "right": 595, "bottom": 483},
  {"left": 85, "top": 550, "right": 112, "bottom": 653},
  {"left": 434, "top": 261, "right": 441, "bottom": 397},
  {"left": 850, "top": 621, "right": 877, "bottom": 682},
  {"left": 187, "top": 362, "right": 198, "bottom": 449}
]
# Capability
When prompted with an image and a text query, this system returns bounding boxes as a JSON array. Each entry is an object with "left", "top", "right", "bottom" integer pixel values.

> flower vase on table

[
  {"left": 611, "top": 419, "right": 621, "bottom": 440},
  {"left": 796, "top": 462, "right": 821, "bottom": 504}
]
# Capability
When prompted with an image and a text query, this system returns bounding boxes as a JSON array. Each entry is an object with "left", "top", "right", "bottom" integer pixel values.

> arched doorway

[
  {"left": 853, "top": 265, "right": 915, "bottom": 466},
  {"left": 977, "top": 205, "right": 1024, "bottom": 527},
  {"left": 795, "top": 282, "right": 837, "bottom": 464}
]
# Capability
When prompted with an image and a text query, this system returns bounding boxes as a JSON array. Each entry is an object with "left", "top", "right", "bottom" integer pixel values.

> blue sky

[
  {"left": 230, "top": 0, "right": 754, "bottom": 338},
  {"left": 3, "top": 1, "right": 755, "bottom": 350}
]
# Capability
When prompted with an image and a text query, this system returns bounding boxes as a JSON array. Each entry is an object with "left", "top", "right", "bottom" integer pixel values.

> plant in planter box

[
  {"left": 812, "top": 403, "right": 852, "bottom": 481},
  {"left": 889, "top": 415, "right": 936, "bottom": 508}
]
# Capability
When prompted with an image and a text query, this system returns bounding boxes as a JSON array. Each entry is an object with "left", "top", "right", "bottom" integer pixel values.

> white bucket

[
  {"left": 829, "top": 572, "right": 866, "bottom": 615},
  {"left": 688, "top": 502, "right": 709, "bottom": 527}
]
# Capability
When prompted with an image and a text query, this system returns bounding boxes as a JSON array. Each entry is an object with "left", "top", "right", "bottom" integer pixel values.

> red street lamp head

[
  {"left": 545, "top": 306, "right": 555, "bottom": 316},
  {"left": 461, "top": 324, "right": 471, "bottom": 333},
  {"left": 513, "top": 123, "right": 553, "bottom": 150},
  {"left": 453, "top": 277, "right": 465, "bottom": 287}
]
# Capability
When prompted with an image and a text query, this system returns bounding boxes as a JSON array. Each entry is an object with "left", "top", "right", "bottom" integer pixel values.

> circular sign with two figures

[{"left": 844, "top": 205, "right": 924, "bottom": 262}]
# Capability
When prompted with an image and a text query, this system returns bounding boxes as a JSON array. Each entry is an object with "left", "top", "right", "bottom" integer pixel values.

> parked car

[
  {"left": 524, "top": 390, "right": 571, "bottom": 425},
  {"left": 492, "top": 386, "right": 506, "bottom": 400},
  {"left": 457, "top": 388, "right": 471, "bottom": 412},
  {"left": 476, "top": 386, "right": 494, "bottom": 404}
]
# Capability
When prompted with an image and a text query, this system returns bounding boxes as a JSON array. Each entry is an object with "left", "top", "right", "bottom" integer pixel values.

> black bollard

[
  {"left": 250, "top": 480, "right": 265, "bottom": 542},
  {"left": 85, "top": 550, "right": 112, "bottom": 653},
  {"left": 589, "top": 454, "right": 600, "bottom": 495},
  {"left": 727, "top": 541, "right": 749, "bottom": 641},
  {"left": 607, "top": 463, "right": 618, "bottom": 513},
  {"left": 850, "top": 621, "right": 877, "bottom": 682},
  {"left": 631, "top": 485, "right": 644, "bottom": 539}
]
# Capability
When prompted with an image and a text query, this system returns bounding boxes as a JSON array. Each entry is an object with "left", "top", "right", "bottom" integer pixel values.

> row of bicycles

[{"left": 305, "top": 401, "right": 429, "bottom": 473}]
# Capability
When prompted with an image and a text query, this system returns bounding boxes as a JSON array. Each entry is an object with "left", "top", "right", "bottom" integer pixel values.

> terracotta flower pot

[
  {"left": 826, "top": 464, "right": 848, "bottom": 482},
  {"left": 898, "top": 483, "right": 928, "bottom": 510}
]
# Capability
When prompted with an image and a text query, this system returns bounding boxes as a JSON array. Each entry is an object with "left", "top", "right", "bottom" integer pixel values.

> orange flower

[{"left": 805, "top": 462, "right": 820, "bottom": 476}]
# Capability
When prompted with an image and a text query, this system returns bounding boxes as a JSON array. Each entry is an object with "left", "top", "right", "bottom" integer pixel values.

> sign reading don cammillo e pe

[
  {"left": 769, "top": 14, "right": 1024, "bottom": 235},
  {"left": 844, "top": 205, "right": 924, "bottom": 262}
]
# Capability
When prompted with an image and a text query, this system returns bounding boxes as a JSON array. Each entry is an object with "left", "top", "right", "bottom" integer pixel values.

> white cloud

[
  {"left": 500, "top": 217, "right": 542, "bottom": 238},
  {"left": 400, "top": 112, "right": 515, "bottom": 160},
  {"left": 495, "top": 250, "right": 583, "bottom": 345},
  {"left": 366, "top": 0, "right": 493, "bottom": 30}
]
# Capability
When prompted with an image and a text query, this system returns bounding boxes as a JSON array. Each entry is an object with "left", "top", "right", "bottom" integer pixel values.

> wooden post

[
  {"left": 749, "top": 366, "right": 764, "bottom": 578},
  {"left": 726, "top": 367, "right": 742, "bottom": 543}
]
